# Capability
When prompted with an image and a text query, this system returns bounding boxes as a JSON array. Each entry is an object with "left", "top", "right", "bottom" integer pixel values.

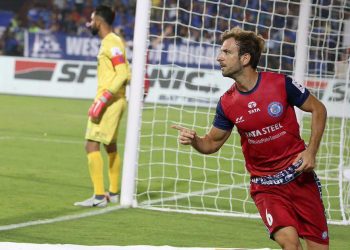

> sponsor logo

[
  {"left": 92, "top": 200, "right": 106, "bottom": 207},
  {"left": 28, "top": 33, "right": 101, "bottom": 60},
  {"left": 268, "top": 102, "right": 283, "bottom": 117},
  {"left": 247, "top": 101, "right": 260, "bottom": 114},
  {"left": 326, "top": 81, "right": 350, "bottom": 103},
  {"left": 265, "top": 209, "right": 273, "bottom": 227},
  {"left": 14, "top": 60, "right": 96, "bottom": 83},
  {"left": 305, "top": 79, "right": 328, "bottom": 99},
  {"left": 66, "top": 36, "right": 100, "bottom": 57},
  {"left": 292, "top": 78, "right": 305, "bottom": 93},
  {"left": 149, "top": 68, "right": 220, "bottom": 93},
  {"left": 248, "top": 101, "right": 257, "bottom": 108},
  {"left": 15, "top": 60, "right": 56, "bottom": 80},
  {"left": 57, "top": 64, "right": 96, "bottom": 83},
  {"left": 244, "top": 122, "right": 283, "bottom": 138},
  {"left": 305, "top": 80, "right": 328, "bottom": 89},
  {"left": 322, "top": 231, "right": 328, "bottom": 240},
  {"left": 31, "top": 33, "right": 62, "bottom": 58},
  {"left": 305, "top": 78, "right": 350, "bottom": 104},
  {"left": 111, "top": 47, "right": 123, "bottom": 56},
  {"left": 235, "top": 116, "right": 244, "bottom": 124},
  {"left": 247, "top": 131, "right": 286, "bottom": 144}
]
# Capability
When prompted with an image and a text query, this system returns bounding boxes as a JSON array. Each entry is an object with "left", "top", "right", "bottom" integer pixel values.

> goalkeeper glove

[{"left": 89, "top": 90, "right": 113, "bottom": 120}]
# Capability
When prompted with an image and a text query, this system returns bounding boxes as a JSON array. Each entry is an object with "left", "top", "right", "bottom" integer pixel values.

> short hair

[
  {"left": 220, "top": 27, "right": 265, "bottom": 69},
  {"left": 94, "top": 5, "right": 115, "bottom": 25}
]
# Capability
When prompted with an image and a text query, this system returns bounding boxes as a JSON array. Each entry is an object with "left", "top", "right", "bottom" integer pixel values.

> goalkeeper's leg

[
  {"left": 104, "top": 142, "right": 121, "bottom": 203},
  {"left": 86, "top": 140, "right": 105, "bottom": 198},
  {"left": 74, "top": 140, "right": 107, "bottom": 207}
]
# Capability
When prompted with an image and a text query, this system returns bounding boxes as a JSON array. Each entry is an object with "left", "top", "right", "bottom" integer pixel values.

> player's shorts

[
  {"left": 85, "top": 97, "right": 126, "bottom": 145},
  {"left": 250, "top": 170, "right": 329, "bottom": 245}
]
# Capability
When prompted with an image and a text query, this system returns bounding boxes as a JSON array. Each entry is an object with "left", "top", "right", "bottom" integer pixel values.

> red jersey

[{"left": 213, "top": 72, "right": 310, "bottom": 177}]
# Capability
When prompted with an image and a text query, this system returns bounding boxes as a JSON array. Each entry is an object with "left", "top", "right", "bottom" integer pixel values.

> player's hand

[
  {"left": 294, "top": 149, "right": 316, "bottom": 173},
  {"left": 88, "top": 90, "right": 114, "bottom": 121},
  {"left": 171, "top": 124, "right": 197, "bottom": 145}
]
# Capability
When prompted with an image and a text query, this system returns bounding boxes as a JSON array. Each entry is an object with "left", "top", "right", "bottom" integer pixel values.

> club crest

[{"left": 268, "top": 102, "right": 283, "bottom": 117}]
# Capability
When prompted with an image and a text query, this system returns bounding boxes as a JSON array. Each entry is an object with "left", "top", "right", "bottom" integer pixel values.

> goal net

[{"left": 128, "top": 0, "right": 350, "bottom": 225}]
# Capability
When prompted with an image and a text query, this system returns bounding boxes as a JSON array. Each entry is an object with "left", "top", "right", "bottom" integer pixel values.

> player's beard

[
  {"left": 91, "top": 27, "right": 99, "bottom": 36},
  {"left": 222, "top": 64, "right": 243, "bottom": 78}
]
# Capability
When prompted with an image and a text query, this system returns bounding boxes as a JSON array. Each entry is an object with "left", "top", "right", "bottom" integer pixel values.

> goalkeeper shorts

[
  {"left": 250, "top": 171, "right": 329, "bottom": 245},
  {"left": 85, "top": 97, "right": 126, "bottom": 145}
]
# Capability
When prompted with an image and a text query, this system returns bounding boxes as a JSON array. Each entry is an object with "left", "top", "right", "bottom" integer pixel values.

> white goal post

[{"left": 121, "top": 0, "right": 350, "bottom": 225}]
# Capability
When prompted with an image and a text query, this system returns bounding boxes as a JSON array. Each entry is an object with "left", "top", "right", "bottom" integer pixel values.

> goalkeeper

[
  {"left": 172, "top": 27, "right": 329, "bottom": 250},
  {"left": 74, "top": 5, "right": 130, "bottom": 207}
]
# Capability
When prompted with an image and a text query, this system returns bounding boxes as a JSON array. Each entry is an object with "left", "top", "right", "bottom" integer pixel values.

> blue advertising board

[
  {"left": 25, "top": 31, "right": 220, "bottom": 69},
  {"left": 148, "top": 40, "right": 220, "bottom": 70},
  {"left": 25, "top": 31, "right": 100, "bottom": 61}
]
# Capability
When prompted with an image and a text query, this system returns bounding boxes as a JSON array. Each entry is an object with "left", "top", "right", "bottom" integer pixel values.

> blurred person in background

[
  {"left": 0, "top": 15, "right": 25, "bottom": 56},
  {"left": 74, "top": 4, "right": 130, "bottom": 207}
]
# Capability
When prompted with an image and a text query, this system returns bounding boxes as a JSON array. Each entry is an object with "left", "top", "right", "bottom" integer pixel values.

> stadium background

[{"left": 2, "top": 0, "right": 339, "bottom": 73}]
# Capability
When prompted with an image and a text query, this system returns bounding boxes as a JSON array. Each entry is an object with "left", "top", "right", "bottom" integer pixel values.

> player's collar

[{"left": 235, "top": 72, "right": 261, "bottom": 95}]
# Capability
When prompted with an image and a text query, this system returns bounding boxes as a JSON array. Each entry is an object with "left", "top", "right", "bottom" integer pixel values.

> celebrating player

[
  {"left": 74, "top": 5, "right": 130, "bottom": 207},
  {"left": 172, "top": 27, "right": 328, "bottom": 249}
]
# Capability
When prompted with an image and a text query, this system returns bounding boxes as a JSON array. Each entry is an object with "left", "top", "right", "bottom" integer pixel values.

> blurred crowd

[
  {"left": 0, "top": 0, "right": 348, "bottom": 76},
  {"left": 149, "top": 0, "right": 300, "bottom": 73},
  {"left": 149, "top": 0, "right": 349, "bottom": 76},
  {"left": 0, "top": 0, "right": 136, "bottom": 56}
]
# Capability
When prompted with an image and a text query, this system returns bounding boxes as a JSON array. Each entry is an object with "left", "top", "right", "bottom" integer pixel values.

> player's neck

[
  {"left": 99, "top": 26, "right": 113, "bottom": 39},
  {"left": 234, "top": 69, "right": 259, "bottom": 92}
]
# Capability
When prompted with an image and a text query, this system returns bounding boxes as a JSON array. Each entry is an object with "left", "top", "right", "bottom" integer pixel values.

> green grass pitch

[{"left": 0, "top": 94, "right": 349, "bottom": 249}]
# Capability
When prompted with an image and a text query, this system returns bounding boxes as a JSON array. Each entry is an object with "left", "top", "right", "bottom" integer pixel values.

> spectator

[{"left": 2, "top": 27, "right": 21, "bottom": 55}]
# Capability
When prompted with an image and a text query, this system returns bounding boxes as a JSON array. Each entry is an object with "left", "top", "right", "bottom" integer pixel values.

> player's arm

[
  {"left": 172, "top": 125, "right": 231, "bottom": 154},
  {"left": 107, "top": 61, "right": 130, "bottom": 94},
  {"left": 295, "top": 94, "right": 327, "bottom": 172},
  {"left": 103, "top": 45, "right": 130, "bottom": 96},
  {"left": 285, "top": 76, "right": 327, "bottom": 172},
  {"left": 89, "top": 46, "right": 129, "bottom": 121}
]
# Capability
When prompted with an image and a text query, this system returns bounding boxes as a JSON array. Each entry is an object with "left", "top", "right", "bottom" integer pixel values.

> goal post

[
  {"left": 120, "top": 0, "right": 151, "bottom": 207},
  {"left": 122, "top": 0, "right": 350, "bottom": 225},
  {"left": 293, "top": 0, "right": 311, "bottom": 125}
]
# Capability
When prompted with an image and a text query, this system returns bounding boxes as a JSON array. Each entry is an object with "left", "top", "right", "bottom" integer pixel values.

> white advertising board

[
  {"left": 0, "top": 56, "right": 348, "bottom": 118},
  {"left": 0, "top": 56, "right": 96, "bottom": 99},
  {"left": 145, "top": 65, "right": 233, "bottom": 107},
  {"left": 305, "top": 78, "right": 350, "bottom": 118}
]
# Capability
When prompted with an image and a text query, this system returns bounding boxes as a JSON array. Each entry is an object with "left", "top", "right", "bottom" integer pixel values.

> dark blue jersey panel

[
  {"left": 213, "top": 99, "right": 234, "bottom": 131},
  {"left": 285, "top": 76, "right": 310, "bottom": 107}
]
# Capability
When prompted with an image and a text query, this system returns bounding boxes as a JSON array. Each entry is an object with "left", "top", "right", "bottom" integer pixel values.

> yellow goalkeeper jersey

[{"left": 95, "top": 32, "right": 131, "bottom": 99}]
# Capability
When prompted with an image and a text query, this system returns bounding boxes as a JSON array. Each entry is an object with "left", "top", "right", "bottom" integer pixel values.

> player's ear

[
  {"left": 95, "top": 16, "right": 103, "bottom": 28},
  {"left": 240, "top": 53, "right": 251, "bottom": 66}
]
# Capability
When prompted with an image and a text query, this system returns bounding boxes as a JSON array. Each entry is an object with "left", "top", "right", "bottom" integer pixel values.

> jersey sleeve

[
  {"left": 213, "top": 98, "right": 234, "bottom": 131},
  {"left": 285, "top": 75, "right": 310, "bottom": 107},
  {"left": 106, "top": 42, "right": 130, "bottom": 94},
  {"left": 110, "top": 46, "right": 126, "bottom": 67}
]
